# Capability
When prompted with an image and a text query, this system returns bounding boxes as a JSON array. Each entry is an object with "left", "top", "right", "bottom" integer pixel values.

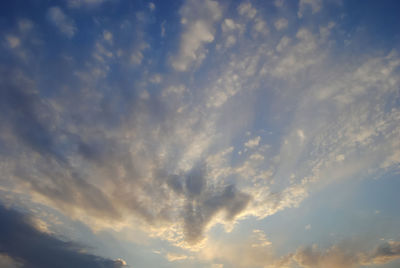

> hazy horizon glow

[{"left": 1, "top": 0, "right": 400, "bottom": 267}]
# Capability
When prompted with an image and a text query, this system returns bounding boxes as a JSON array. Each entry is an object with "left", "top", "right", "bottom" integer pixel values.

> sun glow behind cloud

[{"left": 1, "top": 0, "right": 400, "bottom": 267}]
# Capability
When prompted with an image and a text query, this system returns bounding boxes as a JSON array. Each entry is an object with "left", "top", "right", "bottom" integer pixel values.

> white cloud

[
  {"left": 149, "top": 74, "right": 162, "bottom": 84},
  {"left": 221, "top": 19, "right": 236, "bottom": 32},
  {"left": 162, "top": 85, "right": 186, "bottom": 97},
  {"left": 238, "top": 2, "right": 257, "bottom": 19},
  {"left": 276, "top": 36, "right": 291, "bottom": 52},
  {"left": 274, "top": 18, "right": 288, "bottom": 30},
  {"left": 245, "top": 136, "right": 261, "bottom": 149},
  {"left": 171, "top": 0, "right": 222, "bottom": 71},
  {"left": 103, "top": 30, "right": 113, "bottom": 43},
  {"left": 47, "top": 7, "right": 76, "bottom": 38},
  {"left": 149, "top": 2, "right": 155, "bottom": 11},
  {"left": 221, "top": 19, "right": 244, "bottom": 48},
  {"left": 166, "top": 253, "right": 190, "bottom": 262},
  {"left": 298, "top": 0, "right": 323, "bottom": 18},
  {"left": 297, "top": 129, "right": 305, "bottom": 142},
  {"left": 269, "top": 28, "right": 321, "bottom": 77},
  {"left": 253, "top": 17, "right": 269, "bottom": 36}
]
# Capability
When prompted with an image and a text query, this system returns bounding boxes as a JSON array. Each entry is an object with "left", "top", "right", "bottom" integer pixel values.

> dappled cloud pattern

[{"left": 1, "top": 0, "right": 400, "bottom": 267}]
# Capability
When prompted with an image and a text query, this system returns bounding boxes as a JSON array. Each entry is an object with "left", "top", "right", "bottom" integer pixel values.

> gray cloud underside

[{"left": 0, "top": 205, "right": 126, "bottom": 268}]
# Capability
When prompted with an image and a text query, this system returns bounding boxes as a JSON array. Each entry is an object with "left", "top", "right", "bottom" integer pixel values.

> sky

[{"left": 0, "top": 0, "right": 400, "bottom": 267}]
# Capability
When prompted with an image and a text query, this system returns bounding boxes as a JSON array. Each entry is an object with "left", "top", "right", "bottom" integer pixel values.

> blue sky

[{"left": 1, "top": 0, "right": 400, "bottom": 267}]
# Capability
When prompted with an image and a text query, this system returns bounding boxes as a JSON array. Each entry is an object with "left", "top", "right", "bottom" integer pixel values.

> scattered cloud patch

[
  {"left": 245, "top": 136, "right": 261, "bottom": 149},
  {"left": 149, "top": 2, "right": 155, "bottom": 11},
  {"left": 298, "top": 0, "right": 323, "bottom": 18},
  {"left": 5, "top": 35, "right": 20, "bottom": 48},
  {"left": 238, "top": 2, "right": 257, "bottom": 19},
  {"left": 274, "top": 18, "right": 288, "bottom": 30},
  {"left": 171, "top": 0, "right": 222, "bottom": 71},
  {"left": 47, "top": 7, "right": 76, "bottom": 37},
  {"left": 67, "top": 0, "right": 108, "bottom": 8}
]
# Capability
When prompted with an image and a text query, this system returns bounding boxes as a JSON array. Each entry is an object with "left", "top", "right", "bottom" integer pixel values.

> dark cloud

[
  {"left": 183, "top": 182, "right": 251, "bottom": 243},
  {"left": 369, "top": 241, "right": 400, "bottom": 264},
  {"left": 185, "top": 163, "right": 206, "bottom": 196},
  {"left": 0, "top": 204, "right": 127, "bottom": 268},
  {"left": 166, "top": 174, "right": 184, "bottom": 195}
]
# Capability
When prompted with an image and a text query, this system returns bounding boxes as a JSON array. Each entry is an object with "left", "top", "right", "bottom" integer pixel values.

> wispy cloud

[{"left": 47, "top": 7, "right": 76, "bottom": 38}]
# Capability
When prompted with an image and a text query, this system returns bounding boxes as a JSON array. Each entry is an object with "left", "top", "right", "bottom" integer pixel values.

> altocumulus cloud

[{"left": 0, "top": 205, "right": 127, "bottom": 268}]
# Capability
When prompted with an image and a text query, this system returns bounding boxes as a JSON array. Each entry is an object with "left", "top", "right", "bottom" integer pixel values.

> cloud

[
  {"left": 5, "top": 35, "right": 20, "bottom": 48},
  {"left": 166, "top": 253, "right": 190, "bottom": 262},
  {"left": 200, "top": 229, "right": 291, "bottom": 268},
  {"left": 0, "top": 204, "right": 127, "bottom": 268},
  {"left": 103, "top": 30, "right": 113, "bottom": 43},
  {"left": 294, "top": 241, "right": 400, "bottom": 268},
  {"left": 1, "top": 0, "right": 400, "bottom": 260},
  {"left": 274, "top": 18, "right": 288, "bottom": 30},
  {"left": 171, "top": 0, "right": 222, "bottom": 71},
  {"left": 182, "top": 164, "right": 251, "bottom": 243},
  {"left": 67, "top": 0, "right": 109, "bottom": 8},
  {"left": 201, "top": 235, "right": 400, "bottom": 268},
  {"left": 298, "top": 0, "right": 323, "bottom": 18},
  {"left": 0, "top": 67, "right": 61, "bottom": 160},
  {"left": 238, "top": 2, "right": 257, "bottom": 19},
  {"left": 0, "top": 58, "right": 250, "bottom": 245},
  {"left": 244, "top": 136, "right": 261, "bottom": 148},
  {"left": 149, "top": 2, "right": 155, "bottom": 11},
  {"left": 274, "top": 0, "right": 285, "bottom": 8},
  {"left": 253, "top": 17, "right": 269, "bottom": 36},
  {"left": 276, "top": 36, "right": 291, "bottom": 52},
  {"left": 366, "top": 241, "right": 400, "bottom": 265},
  {"left": 18, "top": 19, "right": 34, "bottom": 33},
  {"left": 0, "top": 254, "right": 22, "bottom": 268},
  {"left": 0, "top": 66, "right": 122, "bottom": 225},
  {"left": 47, "top": 7, "right": 76, "bottom": 38},
  {"left": 294, "top": 245, "right": 358, "bottom": 268}
]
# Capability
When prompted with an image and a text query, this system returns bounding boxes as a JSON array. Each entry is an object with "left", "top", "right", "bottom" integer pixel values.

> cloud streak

[{"left": 47, "top": 7, "right": 76, "bottom": 38}]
